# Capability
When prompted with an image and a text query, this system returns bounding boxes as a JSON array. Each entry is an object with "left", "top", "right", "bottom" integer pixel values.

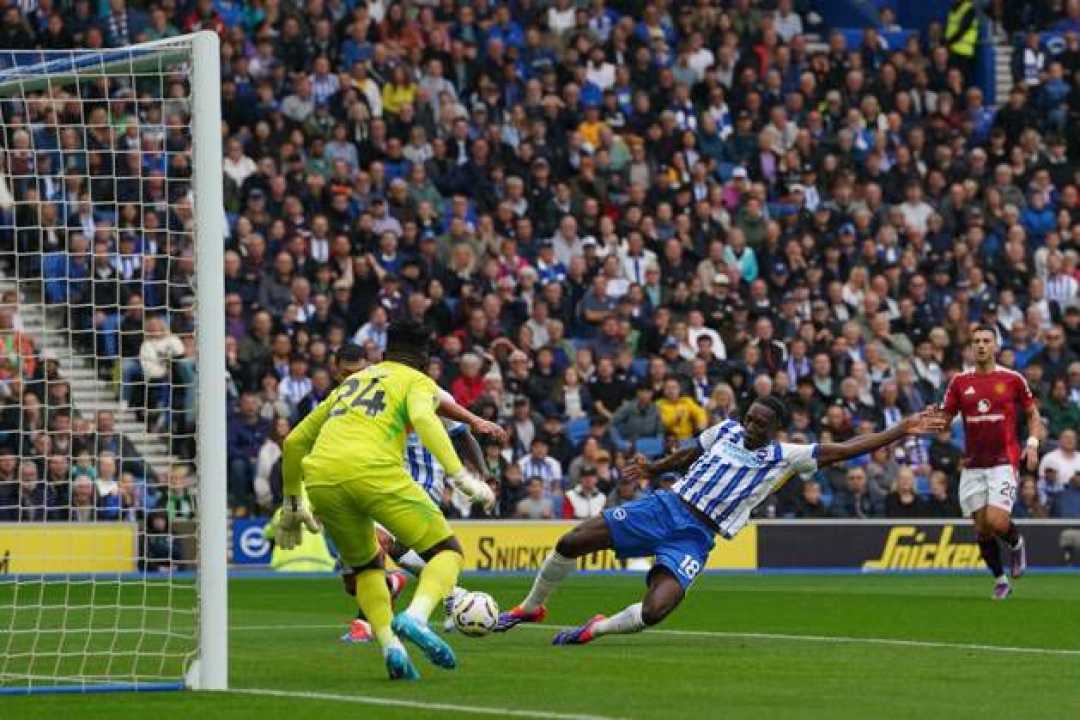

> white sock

[
  {"left": 593, "top": 602, "right": 645, "bottom": 637},
  {"left": 381, "top": 637, "right": 405, "bottom": 655},
  {"left": 521, "top": 551, "right": 576, "bottom": 612},
  {"left": 395, "top": 549, "right": 427, "bottom": 576},
  {"left": 996, "top": 574, "right": 1009, "bottom": 584}
]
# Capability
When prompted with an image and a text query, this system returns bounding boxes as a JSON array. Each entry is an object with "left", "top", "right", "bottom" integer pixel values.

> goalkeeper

[{"left": 277, "top": 320, "right": 493, "bottom": 680}]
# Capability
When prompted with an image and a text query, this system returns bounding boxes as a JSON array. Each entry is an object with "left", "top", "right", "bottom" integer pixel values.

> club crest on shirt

[
  {"left": 994, "top": 382, "right": 1006, "bottom": 395},
  {"left": 977, "top": 398, "right": 991, "bottom": 414}
]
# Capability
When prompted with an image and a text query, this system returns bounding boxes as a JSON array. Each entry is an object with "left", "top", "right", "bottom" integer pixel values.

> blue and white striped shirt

[
  {"left": 404, "top": 420, "right": 467, "bottom": 503},
  {"left": 673, "top": 420, "right": 818, "bottom": 538}
]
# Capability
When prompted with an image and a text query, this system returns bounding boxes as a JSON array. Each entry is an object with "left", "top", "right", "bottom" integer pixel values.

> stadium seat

[
  {"left": 565, "top": 417, "right": 590, "bottom": 446},
  {"left": 635, "top": 436, "right": 664, "bottom": 459}
]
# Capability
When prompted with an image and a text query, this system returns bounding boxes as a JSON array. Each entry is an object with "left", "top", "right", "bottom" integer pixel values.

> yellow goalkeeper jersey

[{"left": 281, "top": 361, "right": 463, "bottom": 495}]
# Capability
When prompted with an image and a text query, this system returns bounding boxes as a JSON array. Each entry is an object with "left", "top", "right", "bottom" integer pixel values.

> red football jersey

[{"left": 941, "top": 366, "right": 1036, "bottom": 469}]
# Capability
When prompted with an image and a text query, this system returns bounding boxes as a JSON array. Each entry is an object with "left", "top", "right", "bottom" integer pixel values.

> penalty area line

[
  {"left": 231, "top": 687, "right": 626, "bottom": 720},
  {"left": 231, "top": 623, "right": 1080, "bottom": 657}
]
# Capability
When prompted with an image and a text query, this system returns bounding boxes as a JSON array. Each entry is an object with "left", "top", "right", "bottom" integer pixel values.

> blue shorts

[{"left": 602, "top": 490, "right": 716, "bottom": 590}]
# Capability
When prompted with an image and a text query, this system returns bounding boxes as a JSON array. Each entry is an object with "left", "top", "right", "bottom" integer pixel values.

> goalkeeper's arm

[
  {"left": 275, "top": 396, "right": 333, "bottom": 548},
  {"left": 280, "top": 395, "right": 332, "bottom": 497}
]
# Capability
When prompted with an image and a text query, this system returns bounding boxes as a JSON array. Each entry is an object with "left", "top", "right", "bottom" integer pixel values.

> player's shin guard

[
  {"left": 406, "top": 550, "right": 464, "bottom": 623},
  {"left": 592, "top": 602, "right": 645, "bottom": 638},
  {"left": 522, "top": 551, "right": 577, "bottom": 612},
  {"left": 355, "top": 569, "right": 401, "bottom": 650}
]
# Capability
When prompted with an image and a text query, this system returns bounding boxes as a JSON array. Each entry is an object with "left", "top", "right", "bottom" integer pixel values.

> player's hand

[
  {"left": 449, "top": 469, "right": 496, "bottom": 512},
  {"left": 471, "top": 417, "right": 508, "bottom": 444},
  {"left": 277, "top": 495, "right": 321, "bottom": 550},
  {"left": 1023, "top": 443, "right": 1039, "bottom": 472},
  {"left": 901, "top": 408, "right": 948, "bottom": 436},
  {"left": 622, "top": 454, "right": 653, "bottom": 485}
]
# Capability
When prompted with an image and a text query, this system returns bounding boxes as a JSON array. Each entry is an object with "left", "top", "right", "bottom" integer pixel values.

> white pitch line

[
  {"left": 231, "top": 623, "right": 1080, "bottom": 657},
  {"left": 231, "top": 687, "right": 625, "bottom": 720}
]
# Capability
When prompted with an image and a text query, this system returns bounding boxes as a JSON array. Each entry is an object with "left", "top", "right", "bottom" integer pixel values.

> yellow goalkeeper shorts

[{"left": 306, "top": 468, "right": 453, "bottom": 570}]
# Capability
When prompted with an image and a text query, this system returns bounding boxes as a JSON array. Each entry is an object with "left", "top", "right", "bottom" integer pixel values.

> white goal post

[{"left": 0, "top": 31, "right": 226, "bottom": 694}]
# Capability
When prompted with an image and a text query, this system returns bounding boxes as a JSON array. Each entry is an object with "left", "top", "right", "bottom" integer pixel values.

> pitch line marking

[
  {"left": 231, "top": 687, "right": 626, "bottom": 720},
  {"left": 231, "top": 623, "right": 1080, "bottom": 657}
]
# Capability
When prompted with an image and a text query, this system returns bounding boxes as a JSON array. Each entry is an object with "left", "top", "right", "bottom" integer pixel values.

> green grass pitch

[{"left": 5, "top": 572, "right": 1080, "bottom": 719}]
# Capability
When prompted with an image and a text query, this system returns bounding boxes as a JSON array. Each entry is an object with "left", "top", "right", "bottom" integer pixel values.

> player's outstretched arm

[
  {"left": 411, "top": 385, "right": 495, "bottom": 510},
  {"left": 450, "top": 425, "right": 490, "bottom": 481},
  {"left": 624, "top": 445, "right": 703, "bottom": 485},
  {"left": 816, "top": 409, "right": 945, "bottom": 469},
  {"left": 435, "top": 386, "right": 509, "bottom": 443}
]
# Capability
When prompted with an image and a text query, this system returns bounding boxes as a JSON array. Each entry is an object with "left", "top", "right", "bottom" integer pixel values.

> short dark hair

[
  {"left": 336, "top": 343, "right": 365, "bottom": 364},
  {"left": 385, "top": 319, "right": 433, "bottom": 359},
  {"left": 754, "top": 394, "right": 789, "bottom": 427},
  {"left": 970, "top": 324, "right": 997, "bottom": 341}
]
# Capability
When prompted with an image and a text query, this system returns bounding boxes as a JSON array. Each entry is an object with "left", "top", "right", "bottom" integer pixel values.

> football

[{"left": 451, "top": 591, "right": 500, "bottom": 637}]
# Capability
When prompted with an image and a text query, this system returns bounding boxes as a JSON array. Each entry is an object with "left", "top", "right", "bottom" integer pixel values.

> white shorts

[{"left": 959, "top": 465, "right": 1017, "bottom": 517}]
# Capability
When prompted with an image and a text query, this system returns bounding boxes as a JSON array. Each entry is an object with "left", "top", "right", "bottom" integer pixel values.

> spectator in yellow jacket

[
  {"left": 655, "top": 377, "right": 708, "bottom": 441},
  {"left": 381, "top": 65, "right": 417, "bottom": 116}
]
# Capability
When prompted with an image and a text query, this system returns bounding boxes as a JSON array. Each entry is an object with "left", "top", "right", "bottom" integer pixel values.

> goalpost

[{"left": 0, "top": 32, "right": 226, "bottom": 693}]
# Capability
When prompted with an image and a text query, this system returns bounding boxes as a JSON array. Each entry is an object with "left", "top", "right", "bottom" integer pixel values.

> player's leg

[
  {"left": 962, "top": 470, "right": 1007, "bottom": 596},
  {"left": 494, "top": 516, "right": 613, "bottom": 631},
  {"left": 973, "top": 506, "right": 1011, "bottom": 598},
  {"left": 554, "top": 506, "right": 710, "bottom": 646},
  {"left": 986, "top": 466, "right": 1025, "bottom": 579},
  {"left": 369, "top": 475, "right": 461, "bottom": 669},
  {"left": 554, "top": 567, "right": 686, "bottom": 645},
  {"left": 383, "top": 532, "right": 465, "bottom": 631},
  {"left": 340, "top": 563, "right": 409, "bottom": 645},
  {"left": 386, "top": 534, "right": 428, "bottom": 576},
  {"left": 308, "top": 484, "right": 419, "bottom": 679}
]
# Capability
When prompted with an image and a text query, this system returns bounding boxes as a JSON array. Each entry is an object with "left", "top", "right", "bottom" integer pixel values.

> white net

[{"left": 0, "top": 37, "right": 212, "bottom": 691}]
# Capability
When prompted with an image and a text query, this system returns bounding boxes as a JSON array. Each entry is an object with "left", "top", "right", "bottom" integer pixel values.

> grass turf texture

[{"left": 5, "top": 573, "right": 1080, "bottom": 719}]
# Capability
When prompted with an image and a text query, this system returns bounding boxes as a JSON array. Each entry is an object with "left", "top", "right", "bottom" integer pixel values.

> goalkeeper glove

[
  {"left": 448, "top": 469, "right": 495, "bottom": 512},
  {"left": 277, "top": 495, "right": 321, "bottom": 550}
]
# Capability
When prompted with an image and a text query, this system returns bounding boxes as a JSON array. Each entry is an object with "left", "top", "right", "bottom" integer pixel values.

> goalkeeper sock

[
  {"left": 354, "top": 569, "right": 400, "bottom": 650},
  {"left": 395, "top": 549, "right": 427, "bottom": 577},
  {"left": 406, "top": 550, "right": 463, "bottom": 622},
  {"left": 522, "top": 551, "right": 577, "bottom": 612},
  {"left": 593, "top": 602, "right": 645, "bottom": 637}
]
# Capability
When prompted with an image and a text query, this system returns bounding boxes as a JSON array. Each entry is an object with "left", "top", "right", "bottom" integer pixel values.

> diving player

[
  {"left": 494, "top": 395, "right": 943, "bottom": 645},
  {"left": 276, "top": 321, "right": 495, "bottom": 679}
]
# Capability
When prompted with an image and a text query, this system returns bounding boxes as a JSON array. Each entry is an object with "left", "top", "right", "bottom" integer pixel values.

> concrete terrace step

[{"left": 6, "top": 284, "right": 179, "bottom": 478}]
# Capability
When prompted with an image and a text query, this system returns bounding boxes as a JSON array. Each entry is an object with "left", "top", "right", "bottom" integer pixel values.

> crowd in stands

[{"left": 0, "top": 0, "right": 1078, "bottom": 534}]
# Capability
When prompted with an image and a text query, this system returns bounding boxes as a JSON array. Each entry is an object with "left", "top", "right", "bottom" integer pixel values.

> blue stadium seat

[
  {"left": 635, "top": 436, "right": 664, "bottom": 459},
  {"left": 565, "top": 417, "right": 590, "bottom": 446}
]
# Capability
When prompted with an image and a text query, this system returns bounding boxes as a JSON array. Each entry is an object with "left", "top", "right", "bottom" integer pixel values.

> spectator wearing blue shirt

[
  {"left": 227, "top": 392, "right": 271, "bottom": 508},
  {"left": 1020, "top": 190, "right": 1057, "bottom": 243},
  {"left": 1051, "top": 472, "right": 1080, "bottom": 518}
]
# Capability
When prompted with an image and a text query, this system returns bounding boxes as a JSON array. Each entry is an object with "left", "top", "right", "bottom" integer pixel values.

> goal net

[{"left": 0, "top": 32, "right": 226, "bottom": 694}]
